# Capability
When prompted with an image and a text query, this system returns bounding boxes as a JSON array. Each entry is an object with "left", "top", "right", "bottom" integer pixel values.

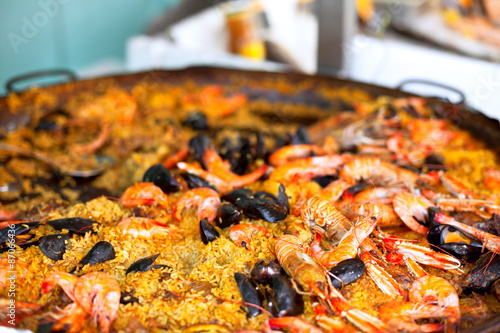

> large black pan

[{"left": 1, "top": 67, "right": 499, "bottom": 332}]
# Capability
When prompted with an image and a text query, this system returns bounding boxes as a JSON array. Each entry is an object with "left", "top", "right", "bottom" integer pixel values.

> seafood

[
  {"left": 173, "top": 187, "right": 220, "bottom": 223},
  {"left": 234, "top": 273, "right": 264, "bottom": 317},
  {"left": 229, "top": 224, "right": 271, "bottom": 248},
  {"left": 433, "top": 213, "right": 500, "bottom": 254},
  {"left": 300, "top": 197, "right": 352, "bottom": 242},
  {"left": 118, "top": 217, "right": 179, "bottom": 238},
  {"left": 120, "top": 182, "right": 170, "bottom": 209},
  {"left": 234, "top": 194, "right": 288, "bottom": 224},
  {"left": 271, "top": 274, "right": 304, "bottom": 317},
  {"left": 393, "top": 192, "right": 434, "bottom": 235},
  {"left": 215, "top": 203, "right": 242, "bottom": 228},
  {"left": 462, "top": 252, "right": 500, "bottom": 293},
  {"left": 427, "top": 224, "right": 483, "bottom": 262},
  {"left": 268, "top": 144, "right": 327, "bottom": 166},
  {"left": 48, "top": 217, "right": 99, "bottom": 235},
  {"left": 38, "top": 234, "right": 72, "bottom": 261},
  {"left": 251, "top": 260, "right": 285, "bottom": 285},
  {"left": 200, "top": 218, "right": 220, "bottom": 244},
  {"left": 143, "top": 164, "right": 181, "bottom": 193},
  {"left": 126, "top": 253, "right": 161, "bottom": 274},
  {"left": 269, "top": 154, "right": 351, "bottom": 183},
  {"left": 329, "top": 258, "right": 365, "bottom": 289},
  {"left": 360, "top": 252, "right": 407, "bottom": 298},
  {"left": 309, "top": 213, "right": 380, "bottom": 268},
  {"left": 340, "top": 157, "right": 419, "bottom": 188}
]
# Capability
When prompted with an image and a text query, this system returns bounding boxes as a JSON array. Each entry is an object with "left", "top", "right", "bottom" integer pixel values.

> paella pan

[{"left": 0, "top": 67, "right": 499, "bottom": 333}]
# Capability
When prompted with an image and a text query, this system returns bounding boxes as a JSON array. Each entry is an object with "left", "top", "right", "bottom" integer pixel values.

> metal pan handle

[
  {"left": 396, "top": 79, "right": 466, "bottom": 104},
  {"left": 6, "top": 69, "right": 77, "bottom": 94}
]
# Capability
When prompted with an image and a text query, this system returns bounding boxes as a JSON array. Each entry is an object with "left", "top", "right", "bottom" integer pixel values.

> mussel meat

[
  {"left": 427, "top": 224, "right": 483, "bottom": 262},
  {"left": 234, "top": 273, "right": 264, "bottom": 317},
  {"left": 143, "top": 164, "right": 181, "bottom": 193},
  {"left": 39, "top": 234, "right": 71, "bottom": 261}
]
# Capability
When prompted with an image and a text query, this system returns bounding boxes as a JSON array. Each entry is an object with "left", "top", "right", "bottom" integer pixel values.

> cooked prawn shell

[
  {"left": 120, "top": 182, "right": 170, "bottom": 209},
  {"left": 173, "top": 187, "right": 220, "bottom": 223}
]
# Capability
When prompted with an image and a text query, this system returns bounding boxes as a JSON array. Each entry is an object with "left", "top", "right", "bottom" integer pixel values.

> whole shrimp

[
  {"left": 269, "top": 154, "right": 351, "bottom": 184},
  {"left": 300, "top": 197, "right": 353, "bottom": 243},
  {"left": 43, "top": 271, "right": 120, "bottom": 333},
  {"left": 268, "top": 144, "right": 328, "bottom": 166},
  {"left": 173, "top": 187, "right": 220, "bottom": 223},
  {"left": 309, "top": 213, "right": 380, "bottom": 268},
  {"left": 118, "top": 217, "right": 180, "bottom": 238},
  {"left": 120, "top": 182, "right": 170, "bottom": 209}
]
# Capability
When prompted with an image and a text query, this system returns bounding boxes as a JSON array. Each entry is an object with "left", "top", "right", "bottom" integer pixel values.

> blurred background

[{"left": 1, "top": 0, "right": 499, "bottom": 117}]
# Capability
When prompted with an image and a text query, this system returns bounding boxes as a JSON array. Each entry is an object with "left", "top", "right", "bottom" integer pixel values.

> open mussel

[
  {"left": 0, "top": 221, "right": 39, "bottom": 244},
  {"left": 143, "top": 164, "right": 180, "bottom": 193},
  {"left": 48, "top": 217, "right": 99, "bottom": 235},
  {"left": 329, "top": 258, "right": 365, "bottom": 288},
  {"left": 250, "top": 260, "right": 284, "bottom": 285},
  {"left": 72, "top": 241, "right": 115, "bottom": 272},
  {"left": 120, "top": 291, "right": 140, "bottom": 305},
  {"left": 234, "top": 273, "right": 264, "bottom": 317},
  {"left": 200, "top": 218, "right": 220, "bottom": 244},
  {"left": 39, "top": 234, "right": 71, "bottom": 261},
  {"left": 427, "top": 224, "right": 483, "bottom": 262},
  {"left": 215, "top": 203, "right": 242, "bottom": 229},
  {"left": 126, "top": 253, "right": 168, "bottom": 274}
]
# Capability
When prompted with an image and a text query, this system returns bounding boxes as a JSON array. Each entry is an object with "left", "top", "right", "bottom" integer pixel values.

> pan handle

[
  {"left": 6, "top": 69, "right": 77, "bottom": 94},
  {"left": 396, "top": 79, "right": 466, "bottom": 104}
]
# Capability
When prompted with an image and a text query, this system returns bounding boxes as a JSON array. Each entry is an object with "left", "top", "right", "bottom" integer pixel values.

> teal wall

[{"left": 0, "top": 0, "right": 180, "bottom": 95}]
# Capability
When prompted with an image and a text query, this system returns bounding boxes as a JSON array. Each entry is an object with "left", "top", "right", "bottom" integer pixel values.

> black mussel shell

[
  {"left": 48, "top": 217, "right": 99, "bottom": 235},
  {"left": 427, "top": 225, "right": 483, "bottom": 262},
  {"left": 255, "top": 133, "right": 266, "bottom": 159},
  {"left": 219, "top": 137, "right": 234, "bottom": 161},
  {"left": 234, "top": 273, "right": 264, "bottom": 317},
  {"left": 39, "top": 234, "right": 72, "bottom": 261},
  {"left": 189, "top": 134, "right": 212, "bottom": 164},
  {"left": 311, "top": 175, "right": 337, "bottom": 188},
  {"left": 36, "top": 322, "right": 55, "bottom": 333},
  {"left": 0, "top": 235, "right": 38, "bottom": 253},
  {"left": 230, "top": 137, "right": 253, "bottom": 175},
  {"left": 234, "top": 197, "right": 287, "bottom": 223},
  {"left": 330, "top": 258, "right": 365, "bottom": 288},
  {"left": 143, "top": 164, "right": 180, "bottom": 193},
  {"left": 78, "top": 241, "right": 115, "bottom": 267},
  {"left": 126, "top": 254, "right": 160, "bottom": 275},
  {"left": 200, "top": 218, "right": 219, "bottom": 245},
  {"left": 272, "top": 274, "right": 304, "bottom": 317},
  {"left": 216, "top": 203, "right": 242, "bottom": 229},
  {"left": 120, "top": 292, "right": 139, "bottom": 305},
  {"left": 254, "top": 191, "right": 277, "bottom": 202},
  {"left": 184, "top": 111, "right": 208, "bottom": 130},
  {"left": 474, "top": 213, "right": 500, "bottom": 237},
  {"left": 344, "top": 183, "right": 370, "bottom": 198},
  {"left": 181, "top": 173, "right": 217, "bottom": 191},
  {"left": 462, "top": 252, "right": 500, "bottom": 294},
  {"left": 277, "top": 183, "right": 289, "bottom": 214},
  {"left": 0, "top": 222, "right": 39, "bottom": 244},
  {"left": 427, "top": 207, "right": 443, "bottom": 228},
  {"left": 291, "top": 126, "right": 310, "bottom": 145},
  {"left": 221, "top": 188, "right": 252, "bottom": 204},
  {"left": 251, "top": 260, "right": 284, "bottom": 285},
  {"left": 423, "top": 154, "right": 446, "bottom": 171},
  {"left": 264, "top": 288, "right": 278, "bottom": 317},
  {"left": 492, "top": 280, "right": 500, "bottom": 302}
]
